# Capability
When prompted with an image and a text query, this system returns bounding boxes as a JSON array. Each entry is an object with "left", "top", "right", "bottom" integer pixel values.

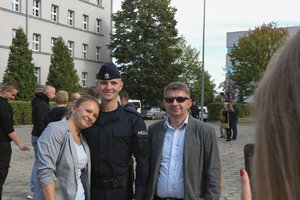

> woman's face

[{"left": 72, "top": 100, "right": 99, "bottom": 130}]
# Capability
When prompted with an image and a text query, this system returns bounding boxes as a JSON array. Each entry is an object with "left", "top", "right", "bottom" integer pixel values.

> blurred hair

[
  {"left": 1, "top": 82, "right": 19, "bottom": 92},
  {"left": 253, "top": 30, "right": 300, "bottom": 200},
  {"left": 164, "top": 81, "right": 190, "bottom": 97},
  {"left": 54, "top": 90, "right": 69, "bottom": 105},
  {"left": 87, "top": 86, "right": 100, "bottom": 99}
]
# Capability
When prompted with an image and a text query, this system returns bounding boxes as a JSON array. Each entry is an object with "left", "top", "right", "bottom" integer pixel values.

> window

[
  {"left": 81, "top": 72, "right": 88, "bottom": 87},
  {"left": 51, "top": 37, "right": 57, "bottom": 48},
  {"left": 33, "top": 33, "right": 41, "bottom": 51},
  {"left": 82, "top": 15, "right": 88, "bottom": 30},
  {"left": 96, "top": 47, "right": 101, "bottom": 61},
  {"left": 51, "top": 5, "right": 58, "bottom": 22},
  {"left": 67, "top": 10, "right": 74, "bottom": 27},
  {"left": 82, "top": 44, "right": 88, "bottom": 59},
  {"left": 12, "top": 29, "right": 17, "bottom": 40},
  {"left": 97, "top": 0, "right": 102, "bottom": 6},
  {"left": 33, "top": 0, "right": 40, "bottom": 17},
  {"left": 12, "top": 0, "right": 20, "bottom": 12},
  {"left": 34, "top": 67, "right": 41, "bottom": 84},
  {"left": 68, "top": 41, "right": 74, "bottom": 56},
  {"left": 96, "top": 19, "right": 102, "bottom": 34}
]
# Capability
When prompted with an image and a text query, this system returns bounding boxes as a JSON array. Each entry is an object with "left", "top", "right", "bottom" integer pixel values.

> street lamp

[{"left": 200, "top": 0, "right": 206, "bottom": 121}]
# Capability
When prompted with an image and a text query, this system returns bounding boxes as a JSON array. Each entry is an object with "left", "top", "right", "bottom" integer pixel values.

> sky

[{"left": 113, "top": 0, "right": 300, "bottom": 89}]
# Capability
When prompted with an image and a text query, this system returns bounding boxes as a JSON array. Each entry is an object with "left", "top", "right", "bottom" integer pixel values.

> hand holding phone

[{"left": 244, "top": 144, "right": 254, "bottom": 187}]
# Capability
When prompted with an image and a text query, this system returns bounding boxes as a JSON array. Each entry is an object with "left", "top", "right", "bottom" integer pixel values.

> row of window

[
  {"left": 34, "top": 67, "right": 89, "bottom": 87},
  {"left": 12, "top": 0, "right": 103, "bottom": 34},
  {"left": 12, "top": 29, "right": 101, "bottom": 61}
]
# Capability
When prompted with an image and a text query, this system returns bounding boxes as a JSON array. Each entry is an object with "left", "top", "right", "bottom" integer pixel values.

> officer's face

[
  {"left": 163, "top": 89, "right": 192, "bottom": 119},
  {"left": 96, "top": 79, "right": 123, "bottom": 102}
]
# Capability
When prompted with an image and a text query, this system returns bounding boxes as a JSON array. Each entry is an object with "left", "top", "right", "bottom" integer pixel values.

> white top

[{"left": 75, "top": 143, "right": 87, "bottom": 200}]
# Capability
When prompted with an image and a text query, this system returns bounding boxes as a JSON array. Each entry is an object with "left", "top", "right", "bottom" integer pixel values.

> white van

[{"left": 128, "top": 99, "right": 142, "bottom": 113}]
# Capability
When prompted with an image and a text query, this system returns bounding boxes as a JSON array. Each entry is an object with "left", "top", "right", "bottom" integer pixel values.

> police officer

[{"left": 84, "top": 62, "right": 149, "bottom": 200}]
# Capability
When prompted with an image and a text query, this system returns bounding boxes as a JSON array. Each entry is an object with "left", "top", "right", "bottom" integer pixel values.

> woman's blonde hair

[{"left": 254, "top": 30, "right": 300, "bottom": 200}]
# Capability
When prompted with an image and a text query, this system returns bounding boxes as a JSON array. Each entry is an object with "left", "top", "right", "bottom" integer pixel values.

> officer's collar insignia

[{"left": 104, "top": 73, "right": 109, "bottom": 79}]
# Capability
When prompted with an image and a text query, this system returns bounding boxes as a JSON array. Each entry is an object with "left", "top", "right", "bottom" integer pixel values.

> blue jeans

[
  {"left": 29, "top": 136, "right": 39, "bottom": 191},
  {"left": 231, "top": 121, "right": 238, "bottom": 139}
]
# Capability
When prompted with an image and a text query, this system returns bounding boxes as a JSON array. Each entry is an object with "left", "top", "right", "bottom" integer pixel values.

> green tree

[
  {"left": 3, "top": 28, "right": 36, "bottom": 100},
  {"left": 110, "top": 0, "right": 181, "bottom": 106},
  {"left": 229, "top": 22, "right": 287, "bottom": 99},
  {"left": 176, "top": 36, "right": 215, "bottom": 104},
  {"left": 47, "top": 37, "right": 81, "bottom": 95}
]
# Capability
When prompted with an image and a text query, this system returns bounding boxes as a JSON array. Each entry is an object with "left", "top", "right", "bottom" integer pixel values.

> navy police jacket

[{"left": 84, "top": 104, "right": 149, "bottom": 200}]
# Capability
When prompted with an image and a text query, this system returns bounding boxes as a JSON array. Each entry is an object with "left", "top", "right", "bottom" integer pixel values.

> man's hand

[{"left": 18, "top": 143, "right": 30, "bottom": 151}]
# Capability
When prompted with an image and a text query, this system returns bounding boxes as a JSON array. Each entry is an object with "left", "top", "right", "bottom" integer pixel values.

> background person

[
  {"left": 145, "top": 81, "right": 221, "bottom": 200},
  {"left": 42, "top": 90, "right": 69, "bottom": 131},
  {"left": 190, "top": 100, "right": 199, "bottom": 119},
  {"left": 27, "top": 85, "right": 56, "bottom": 199},
  {"left": 230, "top": 99, "right": 239, "bottom": 140},
  {"left": 119, "top": 90, "right": 137, "bottom": 111},
  {"left": 71, "top": 92, "right": 81, "bottom": 103},
  {"left": 240, "top": 30, "right": 300, "bottom": 200},
  {"left": 87, "top": 86, "right": 101, "bottom": 103},
  {"left": 222, "top": 102, "right": 234, "bottom": 142},
  {"left": 34, "top": 96, "right": 100, "bottom": 200},
  {"left": 218, "top": 102, "right": 227, "bottom": 138},
  {"left": 0, "top": 82, "right": 29, "bottom": 200},
  {"left": 84, "top": 62, "right": 149, "bottom": 200}
]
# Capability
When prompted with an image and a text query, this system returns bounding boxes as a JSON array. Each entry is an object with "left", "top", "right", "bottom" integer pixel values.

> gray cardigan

[
  {"left": 34, "top": 118, "right": 91, "bottom": 200},
  {"left": 145, "top": 116, "right": 221, "bottom": 200}
]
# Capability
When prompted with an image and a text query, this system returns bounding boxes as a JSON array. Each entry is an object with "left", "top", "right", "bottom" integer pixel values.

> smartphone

[{"left": 244, "top": 143, "right": 254, "bottom": 184}]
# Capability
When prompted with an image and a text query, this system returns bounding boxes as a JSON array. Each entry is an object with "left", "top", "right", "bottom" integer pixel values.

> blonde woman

[{"left": 34, "top": 96, "right": 100, "bottom": 200}]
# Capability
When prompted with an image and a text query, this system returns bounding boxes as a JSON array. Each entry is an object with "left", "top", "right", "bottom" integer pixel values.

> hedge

[{"left": 206, "top": 102, "right": 254, "bottom": 121}]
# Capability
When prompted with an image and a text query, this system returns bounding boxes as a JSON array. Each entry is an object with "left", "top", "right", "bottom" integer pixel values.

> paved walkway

[{"left": 2, "top": 120, "right": 255, "bottom": 200}]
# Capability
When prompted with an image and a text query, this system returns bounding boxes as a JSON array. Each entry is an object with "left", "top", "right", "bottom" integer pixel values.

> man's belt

[{"left": 91, "top": 176, "right": 129, "bottom": 189}]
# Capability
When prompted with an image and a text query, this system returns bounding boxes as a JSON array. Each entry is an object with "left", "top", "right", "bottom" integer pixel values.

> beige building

[{"left": 0, "top": 0, "right": 113, "bottom": 87}]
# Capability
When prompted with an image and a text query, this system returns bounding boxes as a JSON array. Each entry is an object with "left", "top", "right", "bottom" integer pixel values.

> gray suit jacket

[
  {"left": 145, "top": 116, "right": 221, "bottom": 200},
  {"left": 35, "top": 118, "right": 91, "bottom": 200}
]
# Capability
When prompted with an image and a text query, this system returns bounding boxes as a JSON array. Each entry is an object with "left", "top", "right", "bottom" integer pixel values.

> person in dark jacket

[
  {"left": 190, "top": 100, "right": 199, "bottom": 119},
  {"left": 84, "top": 62, "right": 149, "bottom": 200},
  {"left": 119, "top": 90, "right": 137, "bottom": 111},
  {"left": 27, "top": 85, "right": 56, "bottom": 199},
  {"left": 42, "top": 90, "right": 69, "bottom": 131},
  {"left": 0, "top": 82, "right": 29, "bottom": 200}
]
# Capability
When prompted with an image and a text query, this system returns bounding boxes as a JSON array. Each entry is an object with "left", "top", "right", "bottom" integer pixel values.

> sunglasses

[{"left": 164, "top": 96, "right": 189, "bottom": 103}]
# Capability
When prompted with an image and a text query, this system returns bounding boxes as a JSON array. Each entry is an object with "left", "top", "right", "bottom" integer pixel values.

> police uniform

[{"left": 84, "top": 62, "right": 150, "bottom": 200}]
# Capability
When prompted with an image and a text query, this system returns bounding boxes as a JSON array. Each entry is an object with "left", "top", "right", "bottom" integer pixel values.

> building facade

[{"left": 0, "top": 0, "right": 112, "bottom": 88}]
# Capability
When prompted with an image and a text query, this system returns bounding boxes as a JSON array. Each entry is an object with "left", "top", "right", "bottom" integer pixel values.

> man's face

[
  {"left": 96, "top": 79, "right": 123, "bottom": 102},
  {"left": 48, "top": 88, "right": 56, "bottom": 100},
  {"left": 5, "top": 89, "right": 18, "bottom": 100},
  {"left": 163, "top": 89, "right": 192, "bottom": 118}
]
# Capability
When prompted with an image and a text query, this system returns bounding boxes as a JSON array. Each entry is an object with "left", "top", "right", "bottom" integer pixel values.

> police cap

[{"left": 96, "top": 62, "right": 121, "bottom": 80}]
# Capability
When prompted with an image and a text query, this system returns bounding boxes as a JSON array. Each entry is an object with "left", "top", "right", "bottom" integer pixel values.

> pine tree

[
  {"left": 110, "top": 0, "right": 181, "bottom": 106},
  {"left": 3, "top": 28, "right": 36, "bottom": 101},
  {"left": 47, "top": 37, "right": 81, "bottom": 95}
]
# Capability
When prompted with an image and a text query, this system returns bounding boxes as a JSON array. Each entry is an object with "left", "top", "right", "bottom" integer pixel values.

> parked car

[
  {"left": 142, "top": 107, "right": 166, "bottom": 120},
  {"left": 198, "top": 106, "right": 209, "bottom": 122}
]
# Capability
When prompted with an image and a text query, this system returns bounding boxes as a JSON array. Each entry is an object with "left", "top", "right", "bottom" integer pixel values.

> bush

[{"left": 10, "top": 101, "right": 32, "bottom": 125}]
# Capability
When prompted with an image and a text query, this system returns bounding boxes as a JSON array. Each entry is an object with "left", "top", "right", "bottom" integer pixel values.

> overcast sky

[{"left": 113, "top": 0, "right": 300, "bottom": 88}]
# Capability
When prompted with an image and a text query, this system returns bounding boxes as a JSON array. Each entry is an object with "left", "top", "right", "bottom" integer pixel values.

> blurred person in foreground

[
  {"left": 0, "top": 82, "right": 29, "bottom": 200},
  {"left": 241, "top": 30, "right": 300, "bottom": 200},
  {"left": 34, "top": 96, "right": 100, "bottom": 200},
  {"left": 145, "top": 81, "right": 221, "bottom": 200}
]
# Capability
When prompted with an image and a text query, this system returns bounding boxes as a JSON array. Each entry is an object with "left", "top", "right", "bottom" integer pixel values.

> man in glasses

[{"left": 145, "top": 81, "right": 221, "bottom": 200}]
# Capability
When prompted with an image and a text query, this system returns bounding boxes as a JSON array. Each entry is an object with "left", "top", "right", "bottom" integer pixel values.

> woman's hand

[{"left": 240, "top": 168, "right": 252, "bottom": 200}]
